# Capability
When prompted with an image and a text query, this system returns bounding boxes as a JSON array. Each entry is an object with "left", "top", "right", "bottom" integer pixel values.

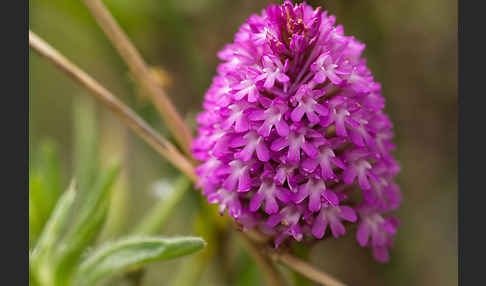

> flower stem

[
  {"left": 132, "top": 176, "right": 192, "bottom": 236},
  {"left": 81, "top": 0, "right": 194, "bottom": 158},
  {"left": 29, "top": 30, "right": 197, "bottom": 182},
  {"left": 269, "top": 250, "right": 347, "bottom": 286},
  {"left": 238, "top": 232, "right": 287, "bottom": 286}
]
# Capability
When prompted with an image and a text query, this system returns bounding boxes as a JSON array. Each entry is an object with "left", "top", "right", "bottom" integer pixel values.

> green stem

[
  {"left": 132, "top": 176, "right": 191, "bottom": 235},
  {"left": 292, "top": 243, "right": 313, "bottom": 286}
]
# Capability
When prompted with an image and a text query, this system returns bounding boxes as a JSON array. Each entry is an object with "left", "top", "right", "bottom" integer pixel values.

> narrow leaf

[
  {"left": 74, "top": 236, "right": 205, "bottom": 286},
  {"left": 29, "top": 139, "right": 62, "bottom": 247},
  {"left": 133, "top": 176, "right": 191, "bottom": 235},
  {"left": 73, "top": 95, "right": 99, "bottom": 193},
  {"left": 30, "top": 180, "right": 77, "bottom": 285},
  {"left": 53, "top": 163, "right": 120, "bottom": 286}
]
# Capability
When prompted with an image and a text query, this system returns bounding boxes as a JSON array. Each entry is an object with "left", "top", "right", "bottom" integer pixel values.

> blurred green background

[{"left": 29, "top": 0, "right": 457, "bottom": 285}]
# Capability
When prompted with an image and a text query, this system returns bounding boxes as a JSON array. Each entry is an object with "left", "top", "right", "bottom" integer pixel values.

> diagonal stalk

[
  {"left": 29, "top": 31, "right": 347, "bottom": 286},
  {"left": 29, "top": 31, "right": 196, "bottom": 182},
  {"left": 269, "top": 250, "right": 346, "bottom": 286},
  {"left": 81, "top": 0, "right": 194, "bottom": 157},
  {"left": 238, "top": 232, "right": 287, "bottom": 286}
]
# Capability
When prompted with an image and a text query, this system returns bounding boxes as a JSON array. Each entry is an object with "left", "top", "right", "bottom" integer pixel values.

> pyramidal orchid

[{"left": 192, "top": 0, "right": 401, "bottom": 262}]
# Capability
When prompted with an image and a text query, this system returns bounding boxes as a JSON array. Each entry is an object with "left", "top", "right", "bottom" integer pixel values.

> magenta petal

[
  {"left": 335, "top": 117, "right": 347, "bottom": 137},
  {"left": 342, "top": 167, "right": 357, "bottom": 185},
  {"left": 271, "top": 137, "right": 289, "bottom": 151},
  {"left": 267, "top": 213, "right": 283, "bottom": 227},
  {"left": 230, "top": 136, "right": 246, "bottom": 148},
  {"left": 357, "top": 223, "right": 370, "bottom": 246},
  {"left": 258, "top": 121, "right": 273, "bottom": 137},
  {"left": 275, "top": 120, "right": 290, "bottom": 136},
  {"left": 259, "top": 96, "right": 272, "bottom": 108},
  {"left": 220, "top": 118, "right": 234, "bottom": 130},
  {"left": 223, "top": 176, "right": 237, "bottom": 191},
  {"left": 248, "top": 87, "right": 260, "bottom": 103},
  {"left": 320, "top": 161, "right": 335, "bottom": 179},
  {"left": 339, "top": 206, "right": 357, "bottom": 222},
  {"left": 306, "top": 111, "right": 320, "bottom": 125},
  {"left": 275, "top": 233, "right": 288, "bottom": 248},
  {"left": 256, "top": 142, "right": 270, "bottom": 161},
  {"left": 308, "top": 191, "right": 322, "bottom": 212},
  {"left": 238, "top": 172, "right": 252, "bottom": 192},
  {"left": 264, "top": 75, "right": 276, "bottom": 89},
  {"left": 293, "top": 185, "right": 309, "bottom": 203},
  {"left": 349, "top": 129, "right": 365, "bottom": 147},
  {"left": 249, "top": 192, "right": 264, "bottom": 212},
  {"left": 276, "top": 187, "right": 291, "bottom": 203},
  {"left": 238, "top": 145, "right": 255, "bottom": 161},
  {"left": 289, "top": 224, "right": 303, "bottom": 241},
  {"left": 358, "top": 173, "right": 371, "bottom": 190},
  {"left": 327, "top": 72, "right": 342, "bottom": 85},
  {"left": 228, "top": 201, "right": 242, "bottom": 218},
  {"left": 234, "top": 89, "right": 247, "bottom": 100},
  {"left": 235, "top": 117, "right": 249, "bottom": 132},
  {"left": 302, "top": 158, "right": 318, "bottom": 172},
  {"left": 287, "top": 145, "right": 301, "bottom": 162},
  {"left": 277, "top": 73, "right": 290, "bottom": 83},
  {"left": 302, "top": 142, "right": 318, "bottom": 157},
  {"left": 291, "top": 105, "right": 306, "bottom": 122},
  {"left": 330, "top": 220, "right": 346, "bottom": 238},
  {"left": 314, "top": 103, "right": 329, "bottom": 116},
  {"left": 265, "top": 196, "right": 279, "bottom": 214},
  {"left": 249, "top": 110, "right": 265, "bottom": 121},
  {"left": 331, "top": 157, "right": 346, "bottom": 169},
  {"left": 323, "top": 190, "right": 339, "bottom": 206},
  {"left": 312, "top": 216, "right": 328, "bottom": 239},
  {"left": 373, "top": 246, "right": 390, "bottom": 263},
  {"left": 313, "top": 72, "right": 327, "bottom": 84}
]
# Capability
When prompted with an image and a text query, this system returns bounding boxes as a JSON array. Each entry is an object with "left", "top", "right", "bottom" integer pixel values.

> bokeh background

[{"left": 29, "top": 0, "right": 457, "bottom": 285}]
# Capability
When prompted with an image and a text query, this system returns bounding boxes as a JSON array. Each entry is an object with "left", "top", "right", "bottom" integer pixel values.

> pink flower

[
  {"left": 312, "top": 205, "right": 357, "bottom": 239},
  {"left": 193, "top": 0, "right": 401, "bottom": 262}
]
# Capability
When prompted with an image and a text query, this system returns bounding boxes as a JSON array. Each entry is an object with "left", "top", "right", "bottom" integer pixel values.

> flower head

[{"left": 193, "top": 1, "right": 401, "bottom": 262}]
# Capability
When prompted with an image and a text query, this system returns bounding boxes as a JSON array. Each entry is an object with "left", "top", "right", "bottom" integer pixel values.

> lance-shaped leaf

[
  {"left": 29, "top": 140, "right": 62, "bottom": 247},
  {"left": 53, "top": 163, "right": 120, "bottom": 285},
  {"left": 73, "top": 236, "right": 205, "bottom": 286},
  {"left": 133, "top": 176, "right": 192, "bottom": 235},
  {"left": 74, "top": 95, "right": 99, "bottom": 194},
  {"left": 30, "top": 180, "right": 76, "bottom": 285}
]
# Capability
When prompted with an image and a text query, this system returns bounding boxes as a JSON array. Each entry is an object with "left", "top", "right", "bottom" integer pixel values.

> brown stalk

[
  {"left": 269, "top": 250, "right": 347, "bottom": 286},
  {"left": 81, "top": 0, "right": 194, "bottom": 158},
  {"left": 238, "top": 232, "right": 287, "bottom": 286},
  {"left": 29, "top": 31, "right": 196, "bottom": 182}
]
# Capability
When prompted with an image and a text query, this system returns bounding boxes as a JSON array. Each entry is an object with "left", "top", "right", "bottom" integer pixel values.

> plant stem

[
  {"left": 29, "top": 31, "right": 197, "bottom": 182},
  {"left": 269, "top": 250, "right": 346, "bottom": 286},
  {"left": 292, "top": 243, "right": 313, "bottom": 286},
  {"left": 81, "top": 0, "right": 194, "bottom": 158},
  {"left": 132, "top": 176, "right": 192, "bottom": 235},
  {"left": 238, "top": 232, "right": 287, "bottom": 286},
  {"left": 30, "top": 31, "right": 347, "bottom": 286}
]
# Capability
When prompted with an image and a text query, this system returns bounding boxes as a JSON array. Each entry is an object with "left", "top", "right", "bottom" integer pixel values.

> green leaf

[
  {"left": 132, "top": 176, "right": 191, "bottom": 235},
  {"left": 53, "top": 163, "right": 120, "bottom": 286},
  {"left": 29, "top": 139, "right": 62, "bottom": 247},
  {"left": 291, "top": 243, "right": 312, "bottom": 286},
  {"left": 30, "top": 180, "right": 77, "bottom": 286},
  {"left": 36, "top": 140, "right": 62, "bottom": 204},
  {"left": 73, "top": 236, "right": 205, "bottom": 286},
  {"left": 73, "top": 95, "right": 99, "bottom": 194},
  {"left": 29, "top": 190, "right": 43, "bottom": 249},
  {"left": 236, "top": 253, "right": 261, "bottom": 286}
]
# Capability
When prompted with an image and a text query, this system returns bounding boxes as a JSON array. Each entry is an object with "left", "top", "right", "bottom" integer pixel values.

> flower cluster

[{"left": 192, "top": 1, "right": 401, "bottom": 262}]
